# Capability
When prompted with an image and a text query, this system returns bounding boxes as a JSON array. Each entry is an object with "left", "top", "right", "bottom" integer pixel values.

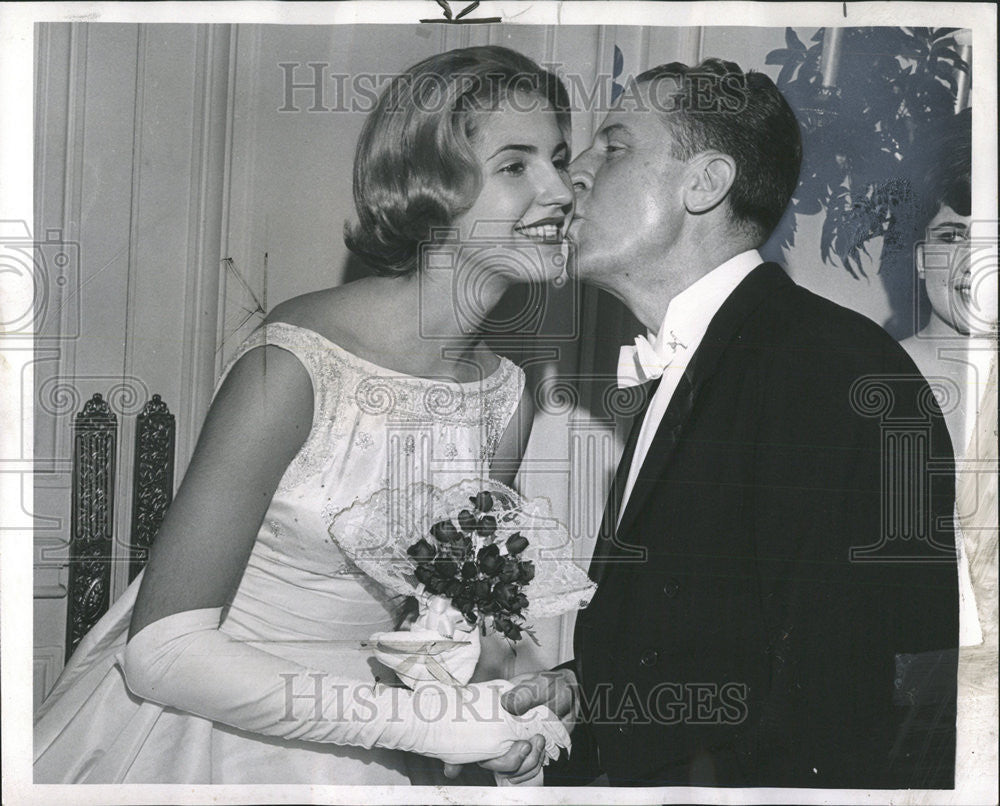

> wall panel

[{"left": 33, "top": 23, "right": 232, "bottom": 693}]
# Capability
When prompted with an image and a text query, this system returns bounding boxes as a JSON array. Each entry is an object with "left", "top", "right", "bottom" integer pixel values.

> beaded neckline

[{"left": 257, "top": 321, "right": 514, "bottom": 390}]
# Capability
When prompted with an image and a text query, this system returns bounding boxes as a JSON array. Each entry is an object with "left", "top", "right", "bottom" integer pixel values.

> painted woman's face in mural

[{"left": 918, "top": 205, "right": 998, "bottom": 336}]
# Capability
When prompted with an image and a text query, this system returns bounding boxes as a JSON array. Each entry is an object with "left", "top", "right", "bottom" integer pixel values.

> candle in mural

[
  {"left": 819, "top": 27, "right": 845, "bottom": 87},
  {"left": 954, "top": 29, "right": 972, "bottom": 111}
]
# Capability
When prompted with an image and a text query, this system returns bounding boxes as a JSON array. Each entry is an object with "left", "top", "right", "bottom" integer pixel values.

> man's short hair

[
  {"left": 345, "top": 46, "right": 570, "bottom": 276},
  {"left": 636, "top": 58, "right": 802, "bottom": 244}
]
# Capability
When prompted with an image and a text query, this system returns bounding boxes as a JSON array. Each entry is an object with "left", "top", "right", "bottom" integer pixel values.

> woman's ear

[
  {"left": 916, "top": 242, "right": 927, "bottom": 280},
  {"left": 684, "top": 152, "right": 737, "bottom": 215}
]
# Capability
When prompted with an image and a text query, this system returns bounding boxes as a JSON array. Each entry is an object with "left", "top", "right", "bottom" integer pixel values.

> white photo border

[{"left": 2, "top": 2, "right": 997, "bottom": 805}]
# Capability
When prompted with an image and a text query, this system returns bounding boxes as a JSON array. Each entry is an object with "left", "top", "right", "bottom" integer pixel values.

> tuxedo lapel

[
  {"left": 614, "top": 263, "right": 793, "bottom": 540},
  {"left": 587, "top": 378, "right": 660, "bottom": 588}
]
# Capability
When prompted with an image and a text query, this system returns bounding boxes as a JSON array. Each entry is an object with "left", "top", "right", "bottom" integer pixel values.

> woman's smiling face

[
  {"left": 448, "top": 93, "right": 574, "bottom": 285},
  {"left": 919, "top": 204, "right": 976, "bottom": 334}
]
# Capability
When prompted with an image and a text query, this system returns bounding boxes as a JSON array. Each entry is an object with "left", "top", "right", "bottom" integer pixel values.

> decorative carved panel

[
  {"left": 66, "top": 393, "right": 117, "bottom": 661},
  {"left": 129, "top": 394, "right": 176, "bottom": 581}
]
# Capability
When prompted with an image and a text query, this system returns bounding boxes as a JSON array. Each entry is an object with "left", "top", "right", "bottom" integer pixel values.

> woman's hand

[
  {"left": 443, "top": 735, "right": 548, "bottom": 784},
  {"left": 441, "top": 668, "right": 578, "bottom": 781},
  {"left": 414, "top": 680, "right": 569, "bottom": 765}
]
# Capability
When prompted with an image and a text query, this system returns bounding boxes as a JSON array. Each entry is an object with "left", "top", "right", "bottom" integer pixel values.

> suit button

[
  {"left": 640, "top": 648, "right": 659, "bottom": 666},
  {"left": 662, "top": 579, "right": 680, "bottom": 598},
  {"left": 617, "top": 724, "right": 632, "bottom": 735}
]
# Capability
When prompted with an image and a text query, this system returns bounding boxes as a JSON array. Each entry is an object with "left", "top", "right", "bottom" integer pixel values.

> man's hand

[
  {"left": 441, "top": 669, "right": 579, "bottom": 784},
  {"left": 442, "top": 734, "right": 547, "bottom": 784},
  {"left": 500, "top": 668, "right": 578, "bottom": 729}
]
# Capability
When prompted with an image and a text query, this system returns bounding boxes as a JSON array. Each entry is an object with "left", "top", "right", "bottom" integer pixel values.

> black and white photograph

[{"left": 1, "top": 2, "right": 997, "bottom": 804}]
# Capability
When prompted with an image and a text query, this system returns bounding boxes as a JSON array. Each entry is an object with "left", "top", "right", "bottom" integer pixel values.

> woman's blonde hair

[{"left": 345, "top": 45, "right": 570, "bottom": 276}]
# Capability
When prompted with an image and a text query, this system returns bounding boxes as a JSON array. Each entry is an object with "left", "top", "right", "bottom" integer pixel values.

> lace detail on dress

[
  {"left": 219, "top": 322, "right": 525, "bottom": 494},
  {"left": 349, "top": 355, "right": 521, "bottom": 426},
  {"left": 479, "top": 367, "right": 524, "bottom": 464}
]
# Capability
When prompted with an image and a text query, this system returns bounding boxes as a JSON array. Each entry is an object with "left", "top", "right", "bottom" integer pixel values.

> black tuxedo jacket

[{"left": 557, "top": 264, "right": 958, "bottom": 789}]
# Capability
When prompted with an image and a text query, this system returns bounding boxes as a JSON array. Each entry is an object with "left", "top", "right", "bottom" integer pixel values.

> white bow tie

[{"left": 618, "top": 332, "right": 683, "bottom": 388}]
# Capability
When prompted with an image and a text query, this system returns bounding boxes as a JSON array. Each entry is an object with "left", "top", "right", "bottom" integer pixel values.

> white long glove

[{"left": 119, "top": 608, "right": 569, "bottom": 765}]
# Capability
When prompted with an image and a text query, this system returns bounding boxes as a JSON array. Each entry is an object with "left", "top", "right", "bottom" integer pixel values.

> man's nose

[{"left": 569, "top": 153, "right": 594, "bottom": 195}]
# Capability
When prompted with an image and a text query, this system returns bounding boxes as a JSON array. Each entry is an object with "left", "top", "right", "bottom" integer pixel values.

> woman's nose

[{"left": 540, "top": 168, "right": 574, "bottom": 209}]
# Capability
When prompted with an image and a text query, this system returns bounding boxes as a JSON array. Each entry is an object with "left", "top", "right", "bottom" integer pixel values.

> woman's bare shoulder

[
  {"left": 265, "top": 287, "right": 342, "bottom": 329},
  {"left": 263, "top": 286, "right": 370, "bottom": 350}
]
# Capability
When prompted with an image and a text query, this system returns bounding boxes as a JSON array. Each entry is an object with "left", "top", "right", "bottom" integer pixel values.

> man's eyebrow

[
  {"left": 598, "top": 122, "right": 631, "bottom": 139},
  {"left": 931, "top": 221, "right": 970, "bottom": 232},
  {"left": 486, "top": 143, "right": 538, "bottom": 160}
]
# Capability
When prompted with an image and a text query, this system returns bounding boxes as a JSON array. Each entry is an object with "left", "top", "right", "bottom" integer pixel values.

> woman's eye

[
  {"left": 499, "top": 161, "right": 525, "bottom": 176},
  {"left": 933, "top": 228, "right": 966, "bottom": 243}
]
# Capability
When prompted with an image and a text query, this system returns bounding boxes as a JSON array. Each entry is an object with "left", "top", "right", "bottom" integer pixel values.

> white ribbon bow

[
  {"left": 367, "top": 595, "right": 481, "bottom": 688},
  {"left": 618, "top": 333, "right": 677, "bottom": 388}
]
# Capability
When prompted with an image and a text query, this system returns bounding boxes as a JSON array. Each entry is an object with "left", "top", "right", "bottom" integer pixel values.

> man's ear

[
  {"left": 684, "top": 152, "right": 737, "bottom": 215},
  {"left": 915, "top": 243, "right": 927, "bottom": 280}
]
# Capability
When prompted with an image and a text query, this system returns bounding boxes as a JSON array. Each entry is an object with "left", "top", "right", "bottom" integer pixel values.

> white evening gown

[{"left": 34, "top": 322, "right": 525, "bottom": 784}]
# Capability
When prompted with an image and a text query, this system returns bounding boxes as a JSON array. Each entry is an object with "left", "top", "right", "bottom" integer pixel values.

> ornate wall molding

[
  {"left": 66, "top": 393, "right": 117, "bottom": 661},
  {"left": 128, "top": 395, "right": 176, "bottom": 581}
]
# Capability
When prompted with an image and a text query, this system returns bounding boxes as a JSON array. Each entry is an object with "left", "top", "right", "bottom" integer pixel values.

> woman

[
  {"left": 899, "top": 110, "right": 994, "bottom": 453},
  {"left": 899, "top": 109, "right": 989, "bottom": 649},
  {"left": 34, "top": 45, "right": 574, "bottom": 785},
  {"left": 896, "top": 109, "right": 998, "bottom": 797}
]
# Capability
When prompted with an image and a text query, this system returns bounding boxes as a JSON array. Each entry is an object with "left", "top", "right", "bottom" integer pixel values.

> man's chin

[{"left": 565, "top": 248, "right": 604, "bottom": 282}]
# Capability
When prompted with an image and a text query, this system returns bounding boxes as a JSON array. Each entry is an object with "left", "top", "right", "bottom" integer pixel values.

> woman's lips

[
  {"left": 954, "top": 275, "right": 972, "bottom": 302},
  {"left": 515, "top": 218, "right": 566, "bottom": 244},
  {"left": 517, "top": 224, "right": 562, "bottom": 243}
]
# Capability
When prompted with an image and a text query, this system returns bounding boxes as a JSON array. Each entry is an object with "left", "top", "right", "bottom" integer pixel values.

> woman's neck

[
  {"left": 921, "top": 311, "right": 965, "bottom": 340},
  {"left": 345, "top": 269, "right": 510, "bottom": 378}
]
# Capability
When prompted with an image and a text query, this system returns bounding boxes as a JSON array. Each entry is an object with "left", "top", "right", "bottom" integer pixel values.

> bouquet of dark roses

[
  {"left": 406, "top": 488, "right": 538, "bottom": 643},
  {"left": 330, "top": 479, "right": 596, "bottom": 688}
]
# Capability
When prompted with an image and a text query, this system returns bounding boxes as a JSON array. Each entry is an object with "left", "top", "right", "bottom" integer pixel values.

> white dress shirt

[{"left": 617, "top": 249, "right": 763, "bottom": 525}]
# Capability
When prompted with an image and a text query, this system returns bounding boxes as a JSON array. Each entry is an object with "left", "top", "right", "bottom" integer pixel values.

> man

[{"left": 472, "top": 58, "right": 959, "bottom": 788}]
